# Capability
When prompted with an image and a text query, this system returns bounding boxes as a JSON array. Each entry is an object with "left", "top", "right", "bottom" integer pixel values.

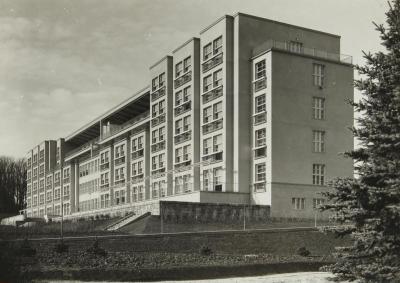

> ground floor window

[{"left": 292, "top": 198, "right": 305, "bottom": 210}]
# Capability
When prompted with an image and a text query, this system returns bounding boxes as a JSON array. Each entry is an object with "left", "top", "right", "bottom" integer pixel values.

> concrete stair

[{"left": 105, "top": 211, "right": 151, "bottom": 231}]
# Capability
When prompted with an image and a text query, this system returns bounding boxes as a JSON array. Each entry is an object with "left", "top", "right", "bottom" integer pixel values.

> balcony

[
  {"left": 63, "top": 177, "right": 70, "bottom": 183},
  {"left": 253, "top": 39, "right": 353, "bottom": 64},
  {"left": 202, "top": 53, "right": 223, "bottom": 73},
  {"left": 202, "top": 85, "right": 223, "bottom": 104},
  {"left": 100, "top": 182, "right": 109, "bottom": 189},
  {"left": 253, "top": 77, "right": 267, "bottom": 92},
  {"left": 174, "top": 131, "right": 191, "bottom": 145},
  {"left": 114, "top": 179, "right": 126, "bottom": 186},
  {"left": 131, "top": 149, "right": 144, "bottom": 160},
  {"left": 174, "top": 101, "right": 191, "bottom": 116},
  {"left": 174, "top": 71, "right": 192, "bottom": 89},
  {"left": 100, "top": 162, "right": 110, "bottom": 171},
  {"left": 151, "top": 86, "right": 166, "bottom": 101},
  {"left": 202, "top": 151, "right": 223, "bottom": 163},
  {"left": 131, "top": 174, "right": 144, "bottom": 184},
  {"left": 101, "top": 111, "right": 150, "bottom": 141},
  {"left": 54, "top": 180, "right": 61, "bottom": 187},
  {"left": 202, "top": 119, "right": 223, "bottom": 135},
  {"left": 254, "top": 112, "right": 267, "bottom": 125},
  {"left": 114, "top": 156, "right": 126, "bottom": 166},
  {"left": 151, "top": 113, "right": 166, "bottom": 127},
  {"left": 254, "top": 182, "right": 266, "bottom": 192},
  {"left": 65, "top": 137, "right": 99, "bottom": 160},
  {"left": 151, "top": 141, "right": 166, "bottom": 153}
]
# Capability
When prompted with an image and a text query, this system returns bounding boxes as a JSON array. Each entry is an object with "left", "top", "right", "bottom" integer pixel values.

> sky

[{"left": 0, "top": 0, "right": 389, "bottom": 158}]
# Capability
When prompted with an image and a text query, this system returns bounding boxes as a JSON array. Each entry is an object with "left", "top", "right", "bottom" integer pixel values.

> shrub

[
  {"left": 18, "top": 238, "right": 36, "bottom": 257},
  {"left": 86, "top": 239, "right": 107, "bottom": 256},
  {"left": 199, "top": 245, "right": 212, "bottom": 256},
  {"left": 54, "top": 240, "right": 69, "bottom": 253},
  {"left": 296, "top": 246, "right": 310, "bottom": 257}
]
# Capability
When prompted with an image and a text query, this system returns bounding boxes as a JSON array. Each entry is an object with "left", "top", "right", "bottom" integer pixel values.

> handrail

[
  {"left": 102, "top": 111, "right": 150, "bottom": 140},
  {"left": 253, "top": 40, "right": 352, "bottom": 64}
]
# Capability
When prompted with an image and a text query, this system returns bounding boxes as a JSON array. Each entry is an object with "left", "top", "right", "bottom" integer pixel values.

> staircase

[{"left": 105, "top": 211, "right": 151, "bottom": 231}]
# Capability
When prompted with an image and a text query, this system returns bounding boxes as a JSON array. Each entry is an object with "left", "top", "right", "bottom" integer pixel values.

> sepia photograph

[{"left": 0, "top": 0, "right": 398, "bottom": 282}]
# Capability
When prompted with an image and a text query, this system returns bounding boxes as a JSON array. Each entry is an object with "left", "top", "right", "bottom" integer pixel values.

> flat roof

[{"left": 64, "top": 86, "right": 150, "bottom": 143}]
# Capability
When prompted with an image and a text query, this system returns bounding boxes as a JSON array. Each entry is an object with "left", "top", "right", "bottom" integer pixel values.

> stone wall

[{"left": 160, "top": 201, "right": 270, "bottom": 224}]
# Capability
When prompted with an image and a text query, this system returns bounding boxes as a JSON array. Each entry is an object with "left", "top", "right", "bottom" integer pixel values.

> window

[
  {"left": 313, "top": 97, "right": 325, "bottom": 120},
  {"left": 175, "top": 90, "right": 182, "bottom": 106},
  {"left": 159, "top": 153, "right": 165, "bottom": 168},
  {"left": 213, "top": 167, "right": 223, "bottom": 191},
  {"left": 183, "top": 57, "right": 191, "bottom": 73},
  {"left": 313, "top": 198, "right": 325, "bottom": 209},
  {"left": 255, "top": 163, "right": 266, "bottom": 182},
  {"left": 292, "top": 198, "right": 305, "bottom": 210},
  {"left": 213, "top": 134, "right": 222, "bottom": 152},
  {"left": 255, "top": 60, "right": 266, "bottom": 80},
  {"left": 183, "top": 116, "right": 191, "bottom": 131},
  {"left": 312, "top": 164, "right": 325, "bottom": 185},
  {"left": 63, "top": 185, "right": 70, "bottom": 197},
  {"left": 175, "top": 119, "right": 183, "bottom": 134},
  {"left": 138, "top": 161, "right": 143, "bottom": 174},
  {"left": 203, "top": 170, "right": 211, "bottom": 191},
  {"left": 203, "top": 43, "right": 212, "bottom": 60},
  {"left": 152, "top": 77, "right": 158, "bottom": 91},
  {"left": 159, "top": 126, "right": 165, "bottom": 141},
  {"left": 203, "top": 106, "right": 212, "bottom": 123},
  {"left": 255, "top": 129, "right": 266, "bottom": 147},
  {"left": 152, "top": 156, "right": 157, "bottom": 170},
  {"left": 213, "top": 36, "right": 222, "bottom": 55},
  {"left": 288, "top": 41, "right": 303, "bottom": 53},
  {"left": 159, "top": 100, "right": 165, "bottom": 115},
  {"left": 115, "top": 144, "right": 125, "bottom": 158},
  {"left": 183, "top": 86, "right": 191, "bottom": 102},
  {"left": 203, "top": 75, "right": 212, "bottom": 92},
  {"left": 213, "top": 102, "right": 222, "bottom": 120},
  {"left": 175, "top": 147, "right": 183, "bottom": 163},
  {"left": 159, "top": 72, "right": 165, "bottom": 87},
  {"left": 183, "top": 145, "right": 190, "bottom": 161},
  {"left": 203, "top": 138, "right": 212, "bottom": 155},
  {"left": 313, "top": 130, "right": 325, "bottom": 152},
  {"left": 152, "top": 129, "right": 158, "bottom": 144},
  {"left": 101, "top": 151, "right": 109, "bottom": 163},
  {"left": 176, "top": 62, "right": 183, "bottom": 78},
  {"left": 152, "top": 103, "right": 159, "bottom": 117},
  {"left": 255, "top": 94, "right": 266, "bottom": 113},
  {"left": 152, "top": 182, "right": 159, "bottom": 199},
  {"left": 137, "top": 136, "right": 143, "bottom": 149},
  {"left": 213, "top": 69, "right": 222, "bottom": 87},
  {"left": 313, "top": 64, "right": 325, "bottom": 87}
]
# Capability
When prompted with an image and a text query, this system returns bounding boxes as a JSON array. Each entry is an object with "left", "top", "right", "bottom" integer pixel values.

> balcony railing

[
  {"left": 100, "top": 162, "right": 109, "bottom": 171},
  {"left": 114, "top": 156, "right": 126, "bottom": 166},
  {"left": 202, "top": 119, "right": 223, "bottom": 135},
  {"left": 174, "top": 101, "right": 191, "bottom": 116},
  {"left": 253, "top": 112, "right": 267, "bottom": 125},
  {"left": 174, "top": 71, "right": 192, "bottom": 89},
  {"left": 151, "top": 141, "right": 166, "bottom": 153},
  {"left": 202, "top": 151, "right": 223, "bottom": 162},
  {"left": 151, "top": 113, "right": 166, "bottom": 127},
  {"left": 174, "top": 131, "right": 191, "bottom": 145},
  {"left": 202, "top": 53, "right": 223, "bottom": 73},
  {"left": 102, "top": 111, "right": 150, "bottom": 141},
  {"left": 131, "top": 149, "right": 144, "bottom": 160},
  {"left": 151, "top": 86, "right": 166, "bottom": 101},
  {"left": 253, "top": 39, "right": 353, "bottom": 64},
  {"left": 202, "top": 85, "right": 223, "bottom": 104},
  {"left": 253, "top": 77, "right": 267, "bottom": 92},
  {"left": 254, "top": 182, "right": 266, "bottom": 192},
  {"left": 65, "top": 136, "right": 99, "bottom": 159}
]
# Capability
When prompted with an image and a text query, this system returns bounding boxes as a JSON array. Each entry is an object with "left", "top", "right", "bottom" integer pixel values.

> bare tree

[{"left": 0, "top": 156, "right": 27, "bottom": 213}]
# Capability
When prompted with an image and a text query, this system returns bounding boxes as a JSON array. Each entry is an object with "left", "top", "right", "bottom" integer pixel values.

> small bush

[
  {"left": 199, "top": 245, "right": 212, "bottom": 256},
  {"left": 18, "top": 238, "right": 36, "bottom": 257},
  {"left": 296, "top": 246, "right": 310, "bottom": 257},
  {"left": 54, "top": 240, "right": 69, "bottom": 253},
  {"left": 86, "top": 239, "right": 107, "bottom": 256}
]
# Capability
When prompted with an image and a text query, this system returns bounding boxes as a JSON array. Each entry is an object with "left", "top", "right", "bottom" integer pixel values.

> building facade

[{"left": 24, "top": 13, "right": 353, "bottom": 220}]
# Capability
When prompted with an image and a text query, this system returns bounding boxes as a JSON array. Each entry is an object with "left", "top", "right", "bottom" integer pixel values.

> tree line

[{"left": 0, "top": 156, "right": 26, "bottom": 214}]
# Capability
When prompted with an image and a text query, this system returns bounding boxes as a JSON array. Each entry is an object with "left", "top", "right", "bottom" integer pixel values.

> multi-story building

[{"left": 24, "top": 13, "right": 353, "bottom": 219}]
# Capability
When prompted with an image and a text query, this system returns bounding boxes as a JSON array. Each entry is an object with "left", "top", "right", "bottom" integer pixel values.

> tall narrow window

[
  {"left": 213, "top": 36, "right": 222, "bottom": 55},
  {"left": 183, "top": 57, "right": 191, "bottom": 72},
  {"left": 213, "top": 69, "right": 223, "bottom": 87},
  {"left": 313, "top": 97, "right": 325, "bottom": 119},
  {"left": 203, "top": 75, "right": 212, "bottom": 92},
  {"left": 213, "top": 134, "right": 223, "bottom": 152},
  {"left": 255, "top": 163, "right": 266, "bottom": 182},
  {"left": 313, "top": 64, "right": 325, "bottom": 87},
  {"left": 255, "top": 129, "right": 266, "bottom": 147},
  {"left": 287, "top": 41, "right": 303, "bottom": 53},
  {"left": 292, "top": 198, "right": 305, "bottom": 210},
  {"left": 213, "top": 102, "right": 222, "bottom": 120},
  {"left": 313, "top": 130, "right": 325, "bottom": 152},
  {"left": 183, "top": 86, "right": 191, "bottom": 102},
  {"left": 175, "top": 62, "right": 183, "bottom": 78},
  {"left": 312, "top": 164, "right": 325, "bottom": 185},
  {"left": 255, "top": 60, "right": 266, "bottom": 80},
  {"left": 203, "top": 43, "right": 212, "bottom": 60},
  {"left": 159, "top": 72, "right": 165, "bottom": 87},
  {"left": 255, "top": 94, "right": 266, "bottom": 113}
]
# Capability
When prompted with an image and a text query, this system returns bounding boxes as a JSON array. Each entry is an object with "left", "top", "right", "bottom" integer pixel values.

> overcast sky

[{"left": 0, "top": 0, "right": 388, "bottom": 158}]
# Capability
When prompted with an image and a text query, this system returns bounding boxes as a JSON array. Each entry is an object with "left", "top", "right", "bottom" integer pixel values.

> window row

[
  {"left": 292, "top": 197, "right": 325, "bottom": 210},
  {"left": 203, "top": 36, "right": 222, "bottom": 61},
  {"left": 203, "top": 101, "right": 222, "bottom": 124},
  {"left": 175, "top": 56, "right": 191, "bottom": 78},
  {"left": 152, "top": 126, "right": 165, "bottom": 144},
  {"left": 79, "top": 160, "right": 99, "bottom": 177},
  {"left": 80, "top": 179, "right": 100, "bottom": 195},
  {"left": 152, "top": 99, "right": 166, "bottom": 117},
  {"left": 175, "top": 115, "right": 191, "bottom": 135},
  {"left": 203, "top": 134, "right": 222, "bottom": 155},
  {"left": 175, "top": 145, "right": 191, "bottom": 164},
  {"left": 203, "top": 69, "right": 222, "bottom": 92},
  {"left": 152, "top": 72, "right": 166, "bottom": 92}
]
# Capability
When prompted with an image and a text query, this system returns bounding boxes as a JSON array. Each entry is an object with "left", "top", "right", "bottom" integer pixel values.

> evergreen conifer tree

[{"left": 322, "top": 1, "right": 400, "bottom": 282}]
